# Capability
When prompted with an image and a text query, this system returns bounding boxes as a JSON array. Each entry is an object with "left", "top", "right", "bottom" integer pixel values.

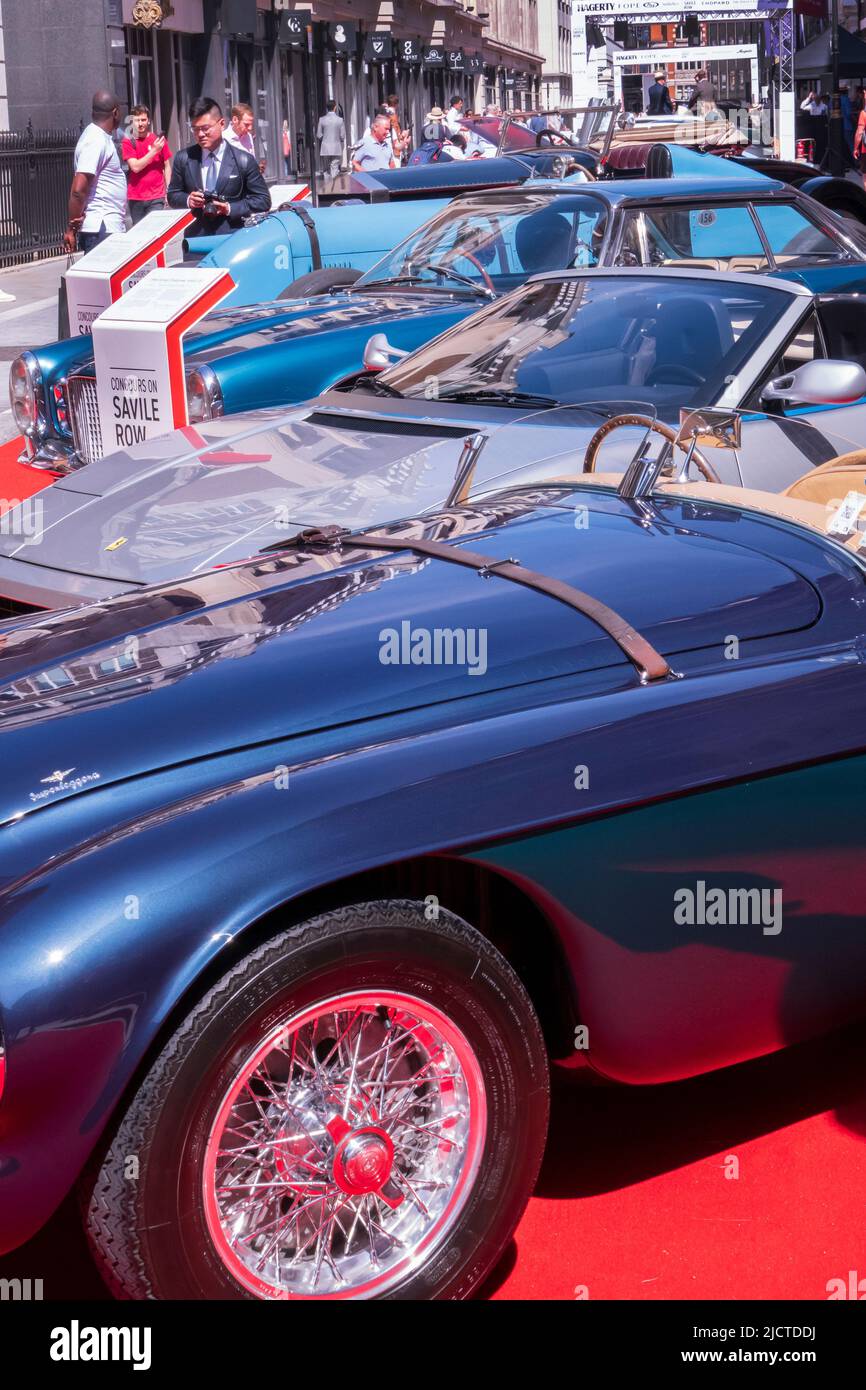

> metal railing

[{"left": 0, "top": 122, "right": 79, "bottom": 268}]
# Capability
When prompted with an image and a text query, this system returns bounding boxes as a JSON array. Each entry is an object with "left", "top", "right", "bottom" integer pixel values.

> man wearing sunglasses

[{"left": 167, "top": 96, "right": 269, "bottom": 236}]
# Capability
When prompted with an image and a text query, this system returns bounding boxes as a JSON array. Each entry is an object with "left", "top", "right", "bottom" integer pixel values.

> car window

[
  {"left": 754, "top": 204, "right": 842, "bottom": 263},
  {"left": 381, "top": 275, "right": 794, "bottom": 411},
  {"left": 745, "top": 312, "right": 822, "bottom": 409},
  {"left": 620, "top": 205, "right": 769, "bottom": 272}
]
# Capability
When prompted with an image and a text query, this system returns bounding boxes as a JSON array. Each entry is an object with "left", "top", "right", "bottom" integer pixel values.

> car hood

[
  {"left": 181, "top": 288, "right": 474, "bottom": 363},
  {"left": 0, "top": 402, "right": 487, "bottom": 588},
  {"left": 0, "top": 489, "right": 821, "bottom": 824}
]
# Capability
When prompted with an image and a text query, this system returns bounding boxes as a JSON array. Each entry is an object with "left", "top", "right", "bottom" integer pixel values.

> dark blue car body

[{"left": 2, "top": 469, "right": 866, "bottom": 1257}]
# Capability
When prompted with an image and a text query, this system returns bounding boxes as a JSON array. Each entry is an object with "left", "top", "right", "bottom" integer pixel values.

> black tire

[
  {"left": 278, "top": 266, "right": 362, "bottom": 300},
  {"left": 82, "top": 900, "right": 549, "bottom": 1301}
]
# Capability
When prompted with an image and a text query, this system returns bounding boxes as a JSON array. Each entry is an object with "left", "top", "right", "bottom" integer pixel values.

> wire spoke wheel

[{"left": 202, "top": 990, "right": 487, "bottom": 1299}]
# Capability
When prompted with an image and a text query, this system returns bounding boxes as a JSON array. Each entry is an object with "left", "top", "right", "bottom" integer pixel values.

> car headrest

[
  {"left": 645, "top": 143, "right": 674, "bottom": 179},
  {"left": 515, "top": 210, "right": 576, "bottom": 274}
]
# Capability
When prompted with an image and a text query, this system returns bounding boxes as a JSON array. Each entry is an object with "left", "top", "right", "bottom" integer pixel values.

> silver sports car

[{"left": 2, "top": 266, "right": 866, "bottom": 616}]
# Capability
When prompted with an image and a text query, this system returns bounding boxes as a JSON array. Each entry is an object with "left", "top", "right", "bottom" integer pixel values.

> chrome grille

[{"left": 67, "top": 374, "right": 103, "bottom": 466}]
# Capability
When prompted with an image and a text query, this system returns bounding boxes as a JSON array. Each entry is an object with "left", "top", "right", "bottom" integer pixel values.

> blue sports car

[
  {"left": 1, "top": 388, "right": 866, "bottom": 1298},
  {"left": 14, "top": 175, "right": 865, "bottom": 474}
]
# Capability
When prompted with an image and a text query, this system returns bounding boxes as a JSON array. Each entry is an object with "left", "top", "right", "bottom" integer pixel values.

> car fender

[
  {"left": 2, "top": 623, "right": 866, "bottom": 1251},
  {"left": 197, "top": 200, "right": 452, "bottom": 307},
  {"left": 214, "top": 305, "right": 470, "bottom": 412},
  {"left": 800, "top": 174, "right": 866, "bottom": 221}
]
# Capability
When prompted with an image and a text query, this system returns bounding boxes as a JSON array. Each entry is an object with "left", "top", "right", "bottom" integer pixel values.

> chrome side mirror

[
  {"left": 762, "top": 359, "right": 866, "bottom": 406},
  {"left": 363, "top": 333, "right": 410, "bottom": 371},
  {"left": 677, "top": 407, "right": 742, "bottom": 451}
]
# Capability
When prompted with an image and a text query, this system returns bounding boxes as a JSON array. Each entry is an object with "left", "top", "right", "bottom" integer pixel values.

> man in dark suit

[
  {"left": 646, "top": 73, "right": 674, "bottom": 116},
  {"left": 167, "top": 96, "right": 269, "bottom": 236}
]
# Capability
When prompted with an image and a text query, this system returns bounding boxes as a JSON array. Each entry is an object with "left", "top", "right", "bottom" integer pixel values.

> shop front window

[{"left": 125, "top": 25, "right": 156, "bottom": 124}]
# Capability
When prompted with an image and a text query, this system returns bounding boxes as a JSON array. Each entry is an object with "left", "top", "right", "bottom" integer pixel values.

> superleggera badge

[
  {"left": 105, "top": 537, "right": 128, "bottom": 551},
  {"left": 30, "top": 770, "right": 101, "bottom": 803}
]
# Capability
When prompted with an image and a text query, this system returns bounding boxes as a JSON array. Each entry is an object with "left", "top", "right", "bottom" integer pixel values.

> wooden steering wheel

[
  {"left": 583, "top": 413, "right": 720, "bottom": 482},
  {"left": 453, "top": 249, "right": 496, "bottom": 293}
]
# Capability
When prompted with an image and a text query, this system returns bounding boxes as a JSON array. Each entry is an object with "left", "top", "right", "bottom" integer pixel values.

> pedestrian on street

[
  {"left": 646, "top": 72, "right": 674, "bottom": 116},
  {"left": 167, "top": 96, "right": 270, "bottom": 236},
  {"left": 421, "top": 106, "right": 448, "bottom": 143},
  {"left": 64, "top": 90, "right": 127, "bottom": 254},
  {"left": 444, "top": 95, "right": 464, "bottom": 135},
  {"left": 385, "top": 93, "right": 410, "bottom": 164},
  {"left": 282, "top": 121, "right": 292, "bottom": 177},
  {"left": 122, "top": 104, "right": 172, "bottom": 224},
  {"left": 688, "top": 70, "right": 721, "bottom": 121},
  {"left": 840, "top": 84, "right": 855, "bottom": 154},
  {"left": 800, "top": 89, "right": 828, "bottom": 118},
  {"left": 352, "top": 114, "right": 395, "bottom": 172},
  {"left": 224, "top": 102, "right": 267, "bottom": 176},
  {"left": 853, "top": 102, "right": 866, "bottom": 188},
  {"left": 318, "top": 99, "right": 346, "bottom": 178}
]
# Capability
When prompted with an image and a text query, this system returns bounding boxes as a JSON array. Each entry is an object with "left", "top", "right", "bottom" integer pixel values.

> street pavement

[{"left": 0, "top": 256, "right": 65, "bottom": 446}]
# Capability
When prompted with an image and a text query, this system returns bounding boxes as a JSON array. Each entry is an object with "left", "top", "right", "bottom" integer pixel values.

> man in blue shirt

[{"left": 352, "top": 115, "right": 396, "bottom": 172}]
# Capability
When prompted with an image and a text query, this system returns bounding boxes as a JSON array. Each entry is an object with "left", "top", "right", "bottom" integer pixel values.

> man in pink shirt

[{"left": 122, "top": 105, "right": 172, "bottom": 224}]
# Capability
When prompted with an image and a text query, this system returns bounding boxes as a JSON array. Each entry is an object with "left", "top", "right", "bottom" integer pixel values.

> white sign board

[
  {"left": 613, "top": 43, "right": 759, "bottom": 110},
  {"left": 92, "top": 267, "right": 234, "bottom": 455},
  {"left": 65, "top": 210, "right": 195, "bottom": 338},
  {"left": 571, "top": 1, "right": 786, "bottom": 11},
  {"left": 268, "top": 182, "right": 311, "bottom": 205},
  {"left": 613, "top": 44, "right": 758, "bottom": 67}
]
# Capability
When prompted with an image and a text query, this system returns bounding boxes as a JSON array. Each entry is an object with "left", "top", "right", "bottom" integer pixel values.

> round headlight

[
  {"left": 185, "top": 365, "right": 224, "bottom": 424},
  {"left": 9, "top": 354, "right": 42, "bottom": 436}
]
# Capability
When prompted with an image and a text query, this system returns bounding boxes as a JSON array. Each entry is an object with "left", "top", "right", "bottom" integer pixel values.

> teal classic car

[
  {"left": 14, "top": 183, "right": 602, "bottom": 470},
  {"left": 13, "top": 174, "right": 865, "bottom": 473},
  {"left": 186, "top": 154, "right": 588, "bottom": 306}
]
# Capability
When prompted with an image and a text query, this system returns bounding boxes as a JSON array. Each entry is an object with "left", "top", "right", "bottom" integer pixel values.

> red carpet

[
  {"left": 484, "top": 1023, "right": 866, "bottom": 1300},
  {"left": 0, "top": 436, "right": 59, "bottom": 512}
]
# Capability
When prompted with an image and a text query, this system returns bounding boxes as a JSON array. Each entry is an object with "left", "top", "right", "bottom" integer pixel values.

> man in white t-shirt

[
  {"left": 444, "top": 96, "right": 464, "bottom": 135},
  {"left": 64, "top": 91, "right": 127, "bottom": 254}
]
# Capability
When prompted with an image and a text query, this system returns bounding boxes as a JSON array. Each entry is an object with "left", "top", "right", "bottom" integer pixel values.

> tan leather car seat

[{"left": 782, "top": 450, "right": 866, "bottom": 507}]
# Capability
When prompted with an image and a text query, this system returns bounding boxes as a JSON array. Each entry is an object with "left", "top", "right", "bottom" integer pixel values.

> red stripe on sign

[
  {"left": 293, "top": 186, "right": 311, "bottom": 200},
  {"left": 178, "top": 424, "right": 209, "bottom": 450},
  {"left": 107, "top": 211, "right": 195, "bottom": 301},
  {"left": 165, "top": 272, "right": 236, "bottom": 428}
]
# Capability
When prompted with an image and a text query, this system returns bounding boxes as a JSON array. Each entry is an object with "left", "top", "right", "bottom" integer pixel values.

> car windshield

[
  {"left": 355, "top": 192, "right": 609, "bottom": 294},
  {"left": 378, "top": 273, "right": 795, "bottom": 411}
]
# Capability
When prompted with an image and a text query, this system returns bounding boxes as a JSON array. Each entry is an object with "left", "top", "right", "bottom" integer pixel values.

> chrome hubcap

[{"left": 202, "top": 990, "right": 487, "bottom": 1298}]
